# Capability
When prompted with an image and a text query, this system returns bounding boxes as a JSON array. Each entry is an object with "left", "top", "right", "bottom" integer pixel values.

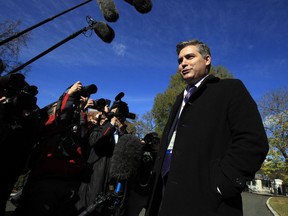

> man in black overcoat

[{"left": 145, "top": 39, "right": 269, "bottom": 216}]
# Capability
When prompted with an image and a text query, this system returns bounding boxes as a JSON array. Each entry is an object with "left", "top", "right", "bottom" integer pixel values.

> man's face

[
  {"left": 177, "top": 45, "right": 211, "bottom": 85},
  {"left": 104, "top": 105, "right": 109, "bottom": 113}
]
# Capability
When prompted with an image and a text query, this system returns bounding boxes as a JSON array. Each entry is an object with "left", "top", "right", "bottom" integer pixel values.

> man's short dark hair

[{"left": 176, "top": 39, "right": 211, "bottom": 57}]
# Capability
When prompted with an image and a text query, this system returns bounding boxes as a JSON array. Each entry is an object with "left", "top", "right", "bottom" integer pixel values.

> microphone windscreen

[
  {"left": 96, "top": 0, "right": 119, "bottom": 22},
  {"left": 93, "top": 21, "right": 115, "bottom": 43},
  {"left": 124, "top": 0, "right": 152, "bottom": 14},
  {"left": 133, "top": 0, "right": 152, "bottom": 13},
  {"left": 110, "top": 134, "right": 143, "bottom": 181}
]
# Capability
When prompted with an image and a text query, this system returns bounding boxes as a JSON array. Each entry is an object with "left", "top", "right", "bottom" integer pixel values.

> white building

[{"left": 246, "top": 174, "right": 284, "bottom": 195}]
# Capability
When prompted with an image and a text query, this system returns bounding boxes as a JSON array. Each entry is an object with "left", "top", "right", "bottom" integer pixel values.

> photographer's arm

[
  {"left": 57, "top": 81, "right": 83, "bottom": 124},
  {"left": 67, "top": 81, "right": 83, "bottom": 95},
  {"left": 88, "top": 105, "right": 128, "bottom": 147},
  {"left": 0, "top": 96, "right": 6, "bottom": 104},
  {"left": 89, "top": 119, "right": 117, "bottom": 147},
  {"left": 0, "top": 89, "right": 5, "bottom": 104}
]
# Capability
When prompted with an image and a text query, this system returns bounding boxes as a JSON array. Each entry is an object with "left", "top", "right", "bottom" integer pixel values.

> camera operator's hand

[
  {"left": 82, "top": 98, "right": 94, "bottom": 111},
  {"left": 110, "top": 116, "right": 118, "bottom": 126},
  {"left": 67, "top": 81, "right": 83, "bottom": 95},
  {"left": 0, "top": 96, "right": 6, "bottom": 104},
  {"left": 111, "top": 116, "right": 126, "bottom": 133},
  {"left": 110, "top": 107, "right": 118, "bottom": 126},
  {"left": 109, "top": 107, "right": 126, "bottom": 132},
  {"left": 117, "top": 121, "right": 126, "bottom": 133},
  {"left": 0, "top": 89, "right": 5, "bottom": 104}
]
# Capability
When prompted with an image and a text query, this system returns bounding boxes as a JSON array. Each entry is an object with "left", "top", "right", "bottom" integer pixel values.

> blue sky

[{"left": 1, "top": 0, "right": 287, "bottom": 117}]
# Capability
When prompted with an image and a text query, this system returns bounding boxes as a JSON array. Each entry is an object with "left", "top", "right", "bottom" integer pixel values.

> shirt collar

[
  {"left": 195, "top": 74, "right": 209, "bottom": 88},
  {"left": 185, "top": 74, "right": 209, "bottom": 94}
]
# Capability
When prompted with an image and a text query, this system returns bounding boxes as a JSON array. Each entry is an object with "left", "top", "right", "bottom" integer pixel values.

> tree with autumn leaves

[
  {"left": 0, "top": 20, "right": 30, "bottom": 75},
  {"left": 258, "top": 88, "right": 288, "bottom": 183}
]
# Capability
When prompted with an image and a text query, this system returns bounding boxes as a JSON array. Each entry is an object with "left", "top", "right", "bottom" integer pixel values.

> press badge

[{"left": 167, "top": 131, "right": 176, "bottom": 153}]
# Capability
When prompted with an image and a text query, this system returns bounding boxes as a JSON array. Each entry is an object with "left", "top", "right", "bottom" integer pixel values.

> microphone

[
  {"left": 110, "top": 134, "right": 144, "bottom": 181},
  {"left": 124, "top": 0, "right": 153, "bottom": 14},
  {"left": 87, "top": 16, "right": 115, "bottom": 43},
  {"left": 96, "top": 0, "right": 119, "bottom": 22},
  {"left": 114, "top": 92, "right": 124, "bottom": 102},
  {"left": 78, "top": 135, "right": 143, "bottom": 216},
  {"left": 0, "top": 0, "right": 93, "bottom": 46}
]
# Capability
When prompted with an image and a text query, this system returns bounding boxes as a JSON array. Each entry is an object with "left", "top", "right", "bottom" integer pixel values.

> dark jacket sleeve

[
  {"left": 88, "top": 121, "right": 117, "bottom": 158},
  {"left": 57, "top": 93, "right": 77, "bottom": 126},
  {"left": 43, "top": 93, "right": 76, "bottom": 134},
  {"left": 215, "top": 80, "right": 269, "bottom": 199}
]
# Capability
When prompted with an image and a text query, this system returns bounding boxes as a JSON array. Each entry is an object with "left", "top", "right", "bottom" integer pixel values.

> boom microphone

[
  {"left": 8, "top": 18, "right": 115, "bottom": 74},
  {"left": 87, "top": 16, "right": 115, "bottom": 43},
  {"left": 0, "top": 0, "right": 93, "bottom": 46},
  {"left": 96, "top": 0, "right": 119, "bottom": 22},
  {"left": 124, "top": 0, "right": 152, "bottom": 14},
  {"left": 93, "top": 22, "right": 115, "bottom": 43},
  {"left": 110, "top": 134, "right": 143, "bottom": 180}
]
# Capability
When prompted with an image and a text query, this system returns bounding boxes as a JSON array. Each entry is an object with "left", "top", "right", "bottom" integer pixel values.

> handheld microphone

[
  {"left": 87, "top": 16, "right": 115, "bottom": 43},
  {"left": 78, "top": 135, "right": 143, "bottom": 216},
  {"left": 110, "top": 134, "right": 143, "bottom": 181},
  {"left": 96, "top": 0, "right": 119, "bottom": 22},
  {"left": 124, "top": 0, "right": 152, "bottom": 14},
  {"left": 109, "top": 134, "right": 143, "bottom": 210}
]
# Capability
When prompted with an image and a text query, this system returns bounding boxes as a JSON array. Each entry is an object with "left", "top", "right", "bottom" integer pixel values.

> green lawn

[{"left": 269, "top": 196, "right": 288, "bottom": 216}]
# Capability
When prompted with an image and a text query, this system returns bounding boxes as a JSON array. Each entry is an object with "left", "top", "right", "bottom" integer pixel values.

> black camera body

[
  {"left": 0, "top": 73, "right": 42, "bottom": 156},
  {"left": 0, "top": 73, "right": 39, "bottom": 116},
  {"left": 91, "top": 98, "right": 111, "bottom": 112},
  {"left": 133, "top": 132, "right": 160, "bottom": 195},
  {"left": 143, "top": 132, "right": 159, "bottom": 146},
  {"left": 142, "top": 132, "right": 160, "bottom": 160},
  {"left": 108, "top": 92, "right": 136, "bottom": 120}
]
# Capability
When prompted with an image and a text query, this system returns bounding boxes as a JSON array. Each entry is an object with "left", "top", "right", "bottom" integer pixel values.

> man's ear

[{"left": 205, "top": 55, "right": 211, "bottom": 66}]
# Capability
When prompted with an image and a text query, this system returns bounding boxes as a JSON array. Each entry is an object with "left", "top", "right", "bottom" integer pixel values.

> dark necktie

[
  {"left": 161, "top": 85, "right": 196, "bottom": 178},
  {"left": 184, "top": 85, "right": 196, "bottom": 103}
]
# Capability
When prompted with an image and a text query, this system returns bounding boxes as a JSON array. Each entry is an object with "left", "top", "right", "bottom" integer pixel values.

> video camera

[
  {"left": 143, "top": 132, "right": 160, "bottom": 146},
  {"left": 0, "top": 73, "right": 38, "bottom": 111},
  {"left": 107, "top": 92, "right": 136, "bottom": 120},
  {"left": 90, "top": 98, "right": 111, "bottom": 112},
  {"left": 142, "top": 132, "right": 160, "bottom": 162}
]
